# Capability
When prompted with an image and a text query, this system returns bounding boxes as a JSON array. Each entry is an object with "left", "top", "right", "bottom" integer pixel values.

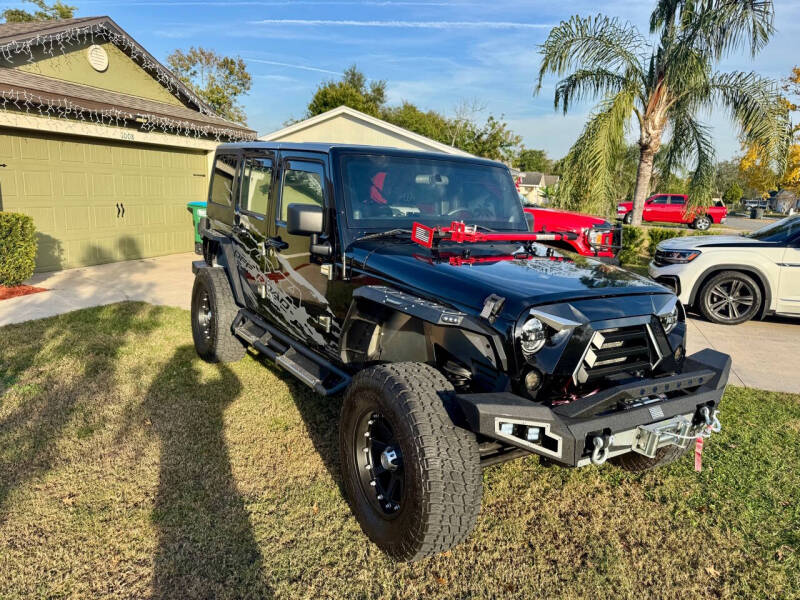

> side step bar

[{"left": 232, "top": 309, "right": 351, "bottom": 396}]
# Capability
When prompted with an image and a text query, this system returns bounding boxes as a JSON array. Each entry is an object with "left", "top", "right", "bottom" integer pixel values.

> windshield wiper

[{"left": 355, "top": 228, "right": 412, "bottom": 241}]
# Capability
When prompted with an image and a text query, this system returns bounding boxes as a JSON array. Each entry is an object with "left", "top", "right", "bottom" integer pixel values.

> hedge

[
  {"left": 620, "top": 225, "right": 714, "bottom": 264},
  {"left": 0, "top": 212, "right": 37, "bottom": 286}
]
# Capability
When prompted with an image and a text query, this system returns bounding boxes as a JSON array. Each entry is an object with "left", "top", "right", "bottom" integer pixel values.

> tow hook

[
  {"left": 590, "top": 433, "right": 614, "bottom": 465},
  {"left": 698, "top": 406, "right": 722, "bottom": 437}
]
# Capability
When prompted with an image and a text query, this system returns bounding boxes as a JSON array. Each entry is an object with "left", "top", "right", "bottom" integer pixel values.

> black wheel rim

[
  {"left": 707, "top": 278, "right": 756, "bottom": 321},
  {"left": 354, "top": 410, "right": 405, "bottom": 518},
  {"left": 196, "top": 288, "right": 215, "bottom": 344}
]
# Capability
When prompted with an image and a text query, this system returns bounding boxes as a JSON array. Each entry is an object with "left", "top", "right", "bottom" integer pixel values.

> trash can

[
  {"left": 750, "top": 207, "right": 764, "bottom": 220},
  {"left": 187, "top": 201, "right": 207, "bottom": 254}
]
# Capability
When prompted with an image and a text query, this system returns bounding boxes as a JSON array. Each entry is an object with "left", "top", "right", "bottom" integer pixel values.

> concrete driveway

[
  {"left": 0, "top": 253, "right": 195, "bottom": 326},
  {"left": 1, "top": 252, "right": 798, "bottom": 394}
]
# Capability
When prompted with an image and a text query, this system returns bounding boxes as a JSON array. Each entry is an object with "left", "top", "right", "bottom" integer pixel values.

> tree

[
  {"left": 536, "top": 1, "right": 790, "bottom": 222},
  {"left": 514, "top": 148, "right": 553, "bottom": 173},
  {"left": 738, "top": 143, "right": 778, "bottom": 197},
  {"left": 307, "top": 65, "right": 387, "bottom": 118},
  {"left": 2, "top": 0, "right": 75, "bottom": 22},
  {"left": 722, "top": 182, "right": 743, "bottom": 206},
  {"left": 713, "top": 159, "right": 743, "bottom": 197},
  {"left": 381, "top": 101, "right": 450, "bottom": 141},
  {"left": 167, "top": 47, "right": 252, "bottom": 125}
]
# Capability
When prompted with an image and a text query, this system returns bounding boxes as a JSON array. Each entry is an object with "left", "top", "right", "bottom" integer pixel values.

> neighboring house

[
  {"left": 516, "top": 171, "right": 560, "bottom": 205},
  {"left": 0, "top": 16, "right": 255, "bottom": 272},
  {"left": 260, "top": 105, "right": 473, "bottom": 157}
]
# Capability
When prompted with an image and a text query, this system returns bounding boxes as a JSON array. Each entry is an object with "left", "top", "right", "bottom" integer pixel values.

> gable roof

[
  {"left": 0, "top": 16, "right": 255, "bottom": 138},
  {"left": 261, "top": 105, "right": 473, "bottom": 157},
  {"left": 519, "top": 171, "right": 559, "bottom": 187}
]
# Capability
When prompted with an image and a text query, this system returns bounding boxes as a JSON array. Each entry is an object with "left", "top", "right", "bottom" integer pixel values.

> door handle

[
  {"left": 116, "top": 203, "right": 121, "bottom": 218},
  {"left": 267, "top": 236, "right": 289, "bottom": 251},
  {"left": 121, "top": 203, "right": 125, "bottom": 218}
]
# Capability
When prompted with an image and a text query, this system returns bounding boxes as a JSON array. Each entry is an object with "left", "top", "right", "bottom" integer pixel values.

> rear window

[{"left": 210, "top": 154, "right": 238, "bottom": 206}]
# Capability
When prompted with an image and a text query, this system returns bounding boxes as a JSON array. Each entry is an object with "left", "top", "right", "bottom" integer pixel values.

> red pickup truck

[
  {"left": 617, "top": 194, "right": 727, "bottom": 230},
  {"left": 523, "top": 206, "right": 621, "bottom": 262}
]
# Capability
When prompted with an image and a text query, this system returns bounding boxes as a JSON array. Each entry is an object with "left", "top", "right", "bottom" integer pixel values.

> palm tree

[{"left": 536, "top": 0, "right": 790, "bottom": 224}]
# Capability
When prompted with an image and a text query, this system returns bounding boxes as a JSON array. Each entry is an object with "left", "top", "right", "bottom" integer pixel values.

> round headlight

[
  {"left": 660, "top": 303, "right": 680, "bottom": 334},
  {"left": 520, "top": 317, "right": 546, "bottom": 354}
]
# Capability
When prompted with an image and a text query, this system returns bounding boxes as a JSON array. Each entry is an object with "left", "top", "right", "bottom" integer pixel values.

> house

[
  {"left": 516, "top": 171, "right": 560, "bottom": 205},
  {"left": 0, "top": 16, "right": 255, "bottom": 271},
  {"left": 260, "top": 105, "right": 473, "bottom": 157}
]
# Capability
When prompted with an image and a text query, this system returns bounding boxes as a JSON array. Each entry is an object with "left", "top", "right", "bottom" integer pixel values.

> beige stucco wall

[{"left": 269, "top": 113, "right": 455, "bottom": 153}]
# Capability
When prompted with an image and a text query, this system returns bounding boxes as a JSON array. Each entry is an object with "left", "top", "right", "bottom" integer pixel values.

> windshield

[
  {"left": 340, "top": 154, "right": 527, "bottom": 231},
  {"left": 747, "top": 214, "right": 800, "bottom": 242}
]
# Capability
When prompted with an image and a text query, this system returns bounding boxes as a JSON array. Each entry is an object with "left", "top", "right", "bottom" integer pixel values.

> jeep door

[
  {"left": 266, "top": 153, "right": 340, "bottom": 354},
  {"left": 232, "top": 150, "right": 275, "bottom": 312}
]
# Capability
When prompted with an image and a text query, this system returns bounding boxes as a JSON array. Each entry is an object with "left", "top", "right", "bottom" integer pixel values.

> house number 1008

[{"left": 121, "top": 132, "right": 134, "bottom": 141}]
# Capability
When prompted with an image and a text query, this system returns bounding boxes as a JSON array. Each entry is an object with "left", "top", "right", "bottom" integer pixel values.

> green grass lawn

[{"left": 1, "top": 302, "right": 798, "bottom": 599}]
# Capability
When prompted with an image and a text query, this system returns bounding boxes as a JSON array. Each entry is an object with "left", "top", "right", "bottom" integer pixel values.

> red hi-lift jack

[{"left": 411, "top": 221, "right": 578, "bottom": 249}]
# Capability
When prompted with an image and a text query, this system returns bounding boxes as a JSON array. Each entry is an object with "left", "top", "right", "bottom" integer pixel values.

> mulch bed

[{"left": 0, "top": 285, "right": 47, "bottom": 301}]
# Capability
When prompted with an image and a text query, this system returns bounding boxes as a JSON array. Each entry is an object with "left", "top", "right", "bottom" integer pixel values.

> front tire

[
  {"left": 339, "top": 363, "right": 482, "bottom": 561},
  {"left": 623, "top": 212, "right": 633, "bottom": 224},
  {"left": 611, "top": 445, "right": 689, "bottom": 472},
  {"left": 191, "top": 268, "right": 246, "bottom": 362},
  {"left": 698, "top": 270, "right": 762, "bottom": 325}
]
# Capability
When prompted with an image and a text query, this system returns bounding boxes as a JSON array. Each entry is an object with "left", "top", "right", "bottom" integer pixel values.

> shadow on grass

[
  {"left": 0, "top": 302, "right": 161, "bottom": 517},
  {"left": 145, "top": 345, "right": 271, "bottom": 599}
]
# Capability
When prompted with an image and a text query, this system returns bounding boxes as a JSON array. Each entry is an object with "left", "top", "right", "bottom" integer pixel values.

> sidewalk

[{"left": 0, "top": 253, "right": 196, "bottom": 326}]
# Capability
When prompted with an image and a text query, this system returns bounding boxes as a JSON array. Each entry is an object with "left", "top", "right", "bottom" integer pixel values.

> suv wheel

[
  {"left": 623, "top": 212, "right": 633, "bottom": 224},
  {"left": 339, "top": 363, "right": 482, "bottom": 561},
  {"left": 191, "top": 268, "right": 246, "bottom": 362},
  {"left": 693, "top": 215, "right": 712, "bottom": 231},
  {"left": 698, "top": 271, "right": 762, "bottom": 325}
]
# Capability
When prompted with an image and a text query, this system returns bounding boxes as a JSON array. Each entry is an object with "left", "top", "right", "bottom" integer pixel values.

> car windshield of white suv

[
  {"left": 340, "top": 154, "right": 527, "bottom": 231},
  {"left": 747, "top": 214, "right": 800, "bottom": 242}
]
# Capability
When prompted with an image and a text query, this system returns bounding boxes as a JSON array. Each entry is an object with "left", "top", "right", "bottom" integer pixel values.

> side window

[
  {"left": 278, "top": 161, "right": 324, "bottom": 223},
  {"left": 670, "top": 195, "right": 686, "bottom": 205},
  {"left": 210, "top": 154, "right": 238, "bottom": 206},
  {"left": 240, "top": 157, "right": 272, "bottom": 215},
  {"left": 651, "top": 195, "right": 669, "bottom": 205}
]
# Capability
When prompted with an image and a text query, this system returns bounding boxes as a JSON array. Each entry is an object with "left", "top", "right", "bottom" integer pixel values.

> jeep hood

[{"left": 350, "top": 240, "right": 666, "bottom": 317}]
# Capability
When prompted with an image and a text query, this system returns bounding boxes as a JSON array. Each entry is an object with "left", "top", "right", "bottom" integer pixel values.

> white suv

[{"left": 649, "top": 215, "right": 800, "bottom": 324}]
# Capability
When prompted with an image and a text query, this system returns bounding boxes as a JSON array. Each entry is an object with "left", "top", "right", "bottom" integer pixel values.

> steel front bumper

[{"left": 454, "top": 349, "right": 730, "bottom": 467}]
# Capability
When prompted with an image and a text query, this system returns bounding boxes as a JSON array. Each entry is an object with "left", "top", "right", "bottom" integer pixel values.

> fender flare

[
  {"left": 340, "top": 285, "right": 509, "bottom": 372},
  {"left": 198, "top": 217, "right": 247, "bottom": 307},
  {"left": 688, "top": 263, "right": 773, "bottom": 317}
]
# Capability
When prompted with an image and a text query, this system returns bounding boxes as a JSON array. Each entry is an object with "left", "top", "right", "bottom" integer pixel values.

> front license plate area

[{"left": 632, "top": 414, "right": 694, "bottom": 458}]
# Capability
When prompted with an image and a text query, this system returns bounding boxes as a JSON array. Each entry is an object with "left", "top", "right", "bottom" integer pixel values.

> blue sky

[{"left": 11, "top": 0, "right": 800, "bottom": 160}]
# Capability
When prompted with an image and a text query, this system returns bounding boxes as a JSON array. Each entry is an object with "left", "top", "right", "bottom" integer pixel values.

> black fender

[
  {"left": 688, "top": 263, "right": 772, "bottom": 317},
  {"left": 198, "top": 217, "right": 247, "bottom": 308},
  {"left": 340, "top": 286, "right": 510, "bottom": 391}
]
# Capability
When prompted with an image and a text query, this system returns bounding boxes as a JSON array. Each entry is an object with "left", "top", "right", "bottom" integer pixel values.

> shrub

[
  {"left": 0, "top": 212, "right": 37, "bottom": 286},
  {"left": 618, "top": 225, "right": 645, "bottom": 264}
]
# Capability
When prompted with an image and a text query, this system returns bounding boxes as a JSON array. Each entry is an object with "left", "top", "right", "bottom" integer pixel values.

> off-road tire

[
  {"left": 339, "top": 362, "right": 482, "bottom": 561},
  {"left": 191, "top": 268, "right": 246, "bottom": 363},
  {"left": 623, "top": 212, "right": 633, "bottom": 224},
  {"left": 610, "top": 444, "right": 689, "bottom": 472},
  {"left": 693, "top": 215, "right": 712, "bottom": 231},
  {"left": 698, "top": 270, "right": 762, "bottom": 325}
]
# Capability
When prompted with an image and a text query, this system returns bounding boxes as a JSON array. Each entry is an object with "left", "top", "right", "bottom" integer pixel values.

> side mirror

[{"left": 287, "top": 203, "right": 323, "bottom": 235}]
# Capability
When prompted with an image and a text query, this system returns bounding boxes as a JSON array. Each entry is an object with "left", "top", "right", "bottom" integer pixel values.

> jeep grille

[{"left": 574, "top": 324, "right": 654, "bottom": 384}]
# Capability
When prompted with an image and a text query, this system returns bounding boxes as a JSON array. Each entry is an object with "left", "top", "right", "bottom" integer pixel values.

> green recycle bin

[{"left": 187, "top": 201, "right": 207, "bottom": 255}]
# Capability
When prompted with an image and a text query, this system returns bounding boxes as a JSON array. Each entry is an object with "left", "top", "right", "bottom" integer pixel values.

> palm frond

[
  {"left": 536, "top": 15, "right": 645, "bottom": 93},
  {"left": 554, "top": 88, "right": 636, "bottom": 215},
  {"left": 710, "top": 70, "right": 791, "bottom": 172},
  {"left": 553, "top": 69, "right": 629, "bottom": 114},
  {"left": 659, "top": 110, "right": 715, "bottom": 206}
]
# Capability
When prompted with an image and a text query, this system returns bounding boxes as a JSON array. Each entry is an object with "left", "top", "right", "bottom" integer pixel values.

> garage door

[{"left": 0, "top": 128, "right": 208, "bottom": 271}]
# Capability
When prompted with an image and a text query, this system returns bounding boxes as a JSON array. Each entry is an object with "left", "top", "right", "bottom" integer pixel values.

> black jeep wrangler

[{"left": 191, "top": 142, "right": 730, "bottom": 561}]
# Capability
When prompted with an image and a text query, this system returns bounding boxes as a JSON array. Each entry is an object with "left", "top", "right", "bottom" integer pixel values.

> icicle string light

[{"left": 0, "top": 22, "right": 255, "bottom": 142}]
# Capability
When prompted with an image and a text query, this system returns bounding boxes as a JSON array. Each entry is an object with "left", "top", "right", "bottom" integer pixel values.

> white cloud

[
  {"left": 243, "top": 57, "right": 343, "bottom": 76},
  {"left": 250, "top": 19, "right": 552, "bottom": 30}
]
